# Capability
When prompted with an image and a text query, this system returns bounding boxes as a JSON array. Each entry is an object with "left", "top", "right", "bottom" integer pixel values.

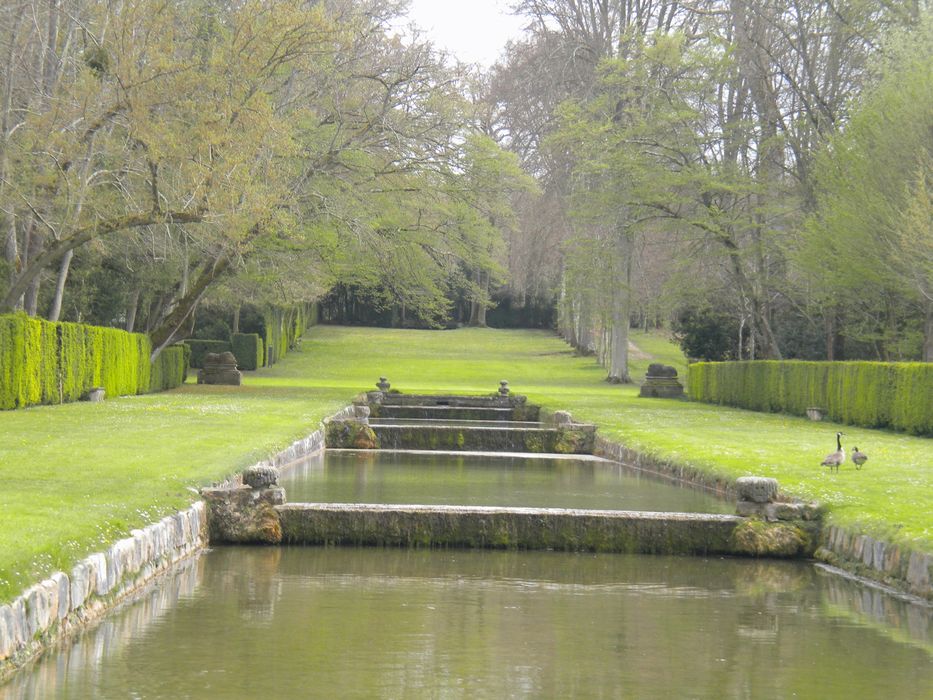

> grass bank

[{"left": 1, "top": 325, "right": 930, "bottom": 602}]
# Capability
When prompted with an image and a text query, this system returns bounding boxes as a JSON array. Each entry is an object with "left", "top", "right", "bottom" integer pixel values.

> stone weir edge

[
  {"left": 0, "top": 404, "right": 356, "bottom": 684},
  {"left": 592, "top": 435, "right": 932, "bottom": 603}
]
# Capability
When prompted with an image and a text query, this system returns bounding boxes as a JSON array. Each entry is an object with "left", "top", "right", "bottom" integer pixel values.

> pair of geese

[{"left": 821, "top": 432, "right": 868, "bottom": 472}]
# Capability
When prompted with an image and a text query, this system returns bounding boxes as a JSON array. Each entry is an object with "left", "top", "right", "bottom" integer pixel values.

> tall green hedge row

[
  {"left": 262, "top": 303, "right": 316, "bottom": 367},
  {"left": 0, "top": 313, "right": 186, "bottom": 410},
  {"left": 231, "top": 333, "right": 263, "bottom": 371},
  {"left": 150, "top": 344, "right": 190, "bottom": 392},
  {"left": 687, "top": 360, "right": 933, "bottom": 435}
]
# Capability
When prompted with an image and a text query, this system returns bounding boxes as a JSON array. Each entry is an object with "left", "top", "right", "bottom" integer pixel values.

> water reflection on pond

[
  {"left": 279, "top": 450, "right": 734, "bottom": 513},
  {"left": 5, "top": 548, "right": 930, "bottom": 699}
]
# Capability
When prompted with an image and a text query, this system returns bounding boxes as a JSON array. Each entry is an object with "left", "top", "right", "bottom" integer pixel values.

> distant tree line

[
  {"left": 487, "top": 0, "right": 931, "bottom": 368},
  {"left": 2, "top": 1, "right": 929, "bottom": 367},
  {"left": 0, "top": 0, "right": 534, "bottom": 356}
]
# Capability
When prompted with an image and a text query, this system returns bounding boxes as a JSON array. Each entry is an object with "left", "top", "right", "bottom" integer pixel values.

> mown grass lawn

[{"left": 1, "top": 324, "right": 930, "bottom": 603}]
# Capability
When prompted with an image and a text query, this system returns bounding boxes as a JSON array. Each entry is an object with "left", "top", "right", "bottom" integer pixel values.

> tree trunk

[
  {"left": 3, "top": 218, "right": 17, "bottom": 303},
  {"left": 477, "top": 272, "right": 488, "bottom": 326},
  {"left": 468, "top": 271, "right": 488, "bottom": 327},
  {"left": 1, "top": 209, "right": 204, "bottom": 313},
  {"left": 125, "top": 288, "right": 140, "bottom": 332},
  {"left": 22, "top": 223, "right": 43, "bottom": 316},
  {"left": 47, "top": 248, "right": 73, "bottom": 321},
  {"left": 606, "top": 228, "right": 633, "bottom": 383},
  {"left": 149, "top": 252, "right": 231, "bottom": 360},
  {"left": 577, "top": 302, "right": 594, "bottom": 354},
  {"left": 923, "top": 301, "right": 933, "bottom": 362}
]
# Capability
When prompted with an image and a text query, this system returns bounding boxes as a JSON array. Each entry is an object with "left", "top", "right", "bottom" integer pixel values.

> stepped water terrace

[
  {"left": 5, "top": 385, "right": 931, "bottom": 698},
  {"left": 203, "top": 386, "right": 818, "bottom": 557}
]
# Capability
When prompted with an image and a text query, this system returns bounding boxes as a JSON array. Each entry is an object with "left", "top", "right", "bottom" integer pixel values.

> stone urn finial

[
  {"left": 376, "top": 376, "right": 390, "bottom": 392},
  {"left": 498, "top": 380, "right": 510, "bottom": 397},
  {"left": 242, "top": 464, "right": 280, "bottom": 489}
]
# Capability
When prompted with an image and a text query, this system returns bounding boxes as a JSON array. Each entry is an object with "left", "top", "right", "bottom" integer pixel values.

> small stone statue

[
  {"left": 498, "top": 380, "right": 510, "bottom": 397},
  {"left": 376, "top": 376, "right": 391, "bottom": 392}
]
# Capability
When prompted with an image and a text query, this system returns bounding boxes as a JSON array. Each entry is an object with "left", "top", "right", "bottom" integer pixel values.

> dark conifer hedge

[
  {"left": 149, "top": 345, "right": 189, "bottom": 392},
  {"left": 687, "top": 361, "right": 933, "bottom": 435},
  {"left": 231, "top": 333, "right": 263, "bottom": 371},
  {"left": 184, "top": 340, "right": 232, "bottom": 368}
]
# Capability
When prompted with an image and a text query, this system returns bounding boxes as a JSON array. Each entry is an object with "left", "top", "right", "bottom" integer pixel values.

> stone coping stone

[
  {"left": 380, "top": 394, "right": 525, "bottom": 408},
  {"left": 276, "top": 502, "right": 742, "bottom": 555}
]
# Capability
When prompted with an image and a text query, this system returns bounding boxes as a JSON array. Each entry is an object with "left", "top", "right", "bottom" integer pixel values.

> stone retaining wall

[
  {"left": 593, "top": 436, "right": 738, "bottom": 498},
  {"left": 0, "top": 503, "right": 206, "bottom": 682},
  {"left": 594, "top": 435, "right": 933, "bottom": 602},
  {"left": 0, "top": 405, "right": 349, "bottom": 683},
  {"left": 816, "top": 526, "right": 932, "bottom": 602},
  {"left": 1, "top": 555, "right": 202, "bottom": 696}
]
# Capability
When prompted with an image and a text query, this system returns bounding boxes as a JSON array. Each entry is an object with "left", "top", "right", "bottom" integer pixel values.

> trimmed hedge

[
  {"left": 150, "top": 344, "right": 189, "bottom": 392},
  {"left": 184, "top": 339, "right": 232, "bottom": 369},
  {"left": 687, "top": 360, "right": 933, "bottom": 435},
  {"left": 0, "top": 313, "right": 187, "bottom": 410},
  {"left": 231, "top": 333, "right": 263, "bottom": 371},
  {"left": 262, "top": 303, "right": 316, "bottom": 367}
]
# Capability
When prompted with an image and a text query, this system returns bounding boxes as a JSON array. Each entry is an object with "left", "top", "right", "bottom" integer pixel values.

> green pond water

[
  {"left": 4, "top": 548, "right": 931, "bottom": 699},
  {"left": 279, "top": 450, "right": 734, "bottom": 513}
]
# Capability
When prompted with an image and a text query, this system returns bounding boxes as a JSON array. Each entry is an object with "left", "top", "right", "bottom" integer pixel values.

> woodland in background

[{"left": 2, "top": 1, "right": 930, "bottom": 371}]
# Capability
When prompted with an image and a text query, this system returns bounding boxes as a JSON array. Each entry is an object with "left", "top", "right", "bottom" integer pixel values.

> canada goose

[
  {"left": 821, "top": 432, "right": 845, "bottom": 472},
  {"left": 851, "top": 447, "right": 868, "bottom": 470}
]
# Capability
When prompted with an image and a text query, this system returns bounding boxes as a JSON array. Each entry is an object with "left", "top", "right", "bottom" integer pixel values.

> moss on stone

[
  {"left": 731, "top": 520, "right": 811, "bottom": 558},
  {"left": 325, "top": 420, "right": 378, "bottom": 449}
]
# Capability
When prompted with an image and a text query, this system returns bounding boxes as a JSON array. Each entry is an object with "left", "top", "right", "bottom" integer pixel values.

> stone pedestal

[
  {"left": 806, "top": 407, "right": 825, "bottom": 421},
  {"left": 201, "top": 485, "right": 285, "bottom": 544},
  {"left": 639, "top": 364, "right": 684, "bottom": 398},
  {"left": 197, "top": 351, "right": 242, "bottom": 385}
]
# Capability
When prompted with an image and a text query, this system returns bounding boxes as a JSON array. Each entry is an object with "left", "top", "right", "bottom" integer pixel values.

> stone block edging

[
  {"left": 593, "top": 435, "right": 932, "bottom": 602},
  {"left": 209, "top": 404, "right": 353, "bottom": 490},
  {"left": 815, "top": 526, "right": 932, "bottom": 602},
  {"left": 592, "top": 436, "right": 737, "bottom": 498},
  {"left": 0, "top": 405, "right": 353, "bottom": 683},
  {"left": 0, "top": 502, "right": 207, "bottom": 681}
]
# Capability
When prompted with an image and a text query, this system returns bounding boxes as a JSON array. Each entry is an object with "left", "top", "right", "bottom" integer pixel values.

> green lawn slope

[{"left": 1, "top": 325, "right": 930, "bottom": 603}]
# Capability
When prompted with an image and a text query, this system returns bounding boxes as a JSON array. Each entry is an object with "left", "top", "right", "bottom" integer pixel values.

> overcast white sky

[{"left": 403, "top": 0, "right": 528, "bottom": 66}]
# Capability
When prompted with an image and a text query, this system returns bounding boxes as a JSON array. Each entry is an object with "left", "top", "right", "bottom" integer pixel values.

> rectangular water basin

[{"left": 278, "top": 450, "right": 733, "bottom": 514}]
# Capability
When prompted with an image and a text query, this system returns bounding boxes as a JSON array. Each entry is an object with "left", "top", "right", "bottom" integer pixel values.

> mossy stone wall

[{"left": 277, "top": 503, "right": 745, "bottom": 555}]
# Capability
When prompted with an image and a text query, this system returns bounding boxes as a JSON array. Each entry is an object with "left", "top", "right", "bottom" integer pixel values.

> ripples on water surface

[{"left": 4, "top": 548, "right": 931, "bottom": 699}]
